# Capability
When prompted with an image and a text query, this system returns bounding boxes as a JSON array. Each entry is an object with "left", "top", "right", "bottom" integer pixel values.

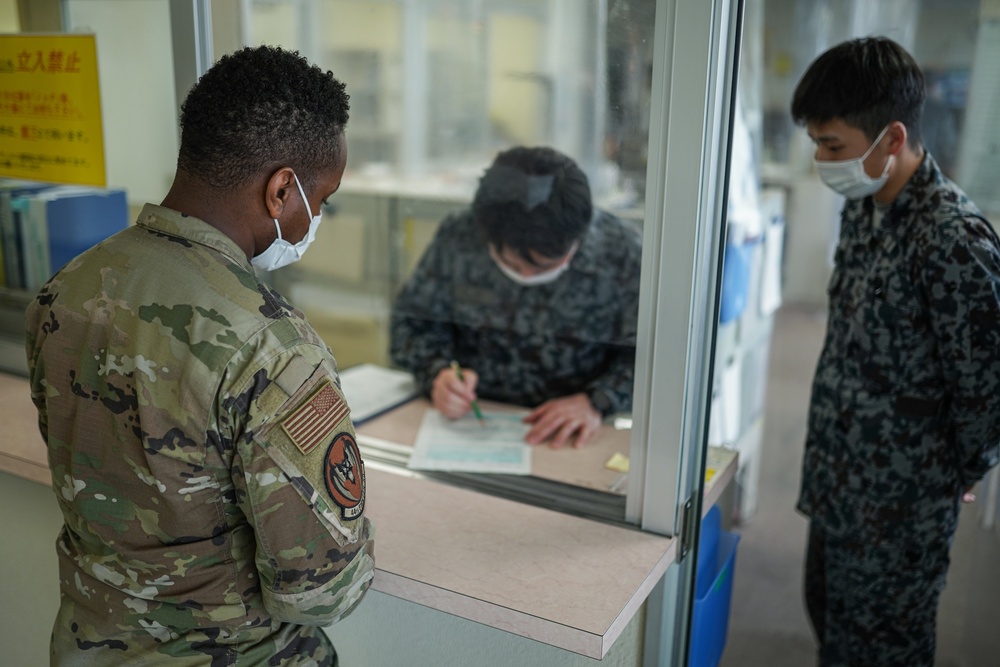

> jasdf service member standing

[{"left": 791, "top": 36, "right": 1000, "bottom": 666}]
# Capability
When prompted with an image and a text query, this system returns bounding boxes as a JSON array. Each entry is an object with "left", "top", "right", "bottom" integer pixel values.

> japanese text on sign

[{"left": 0, "top": 35, "right": 105, "bottom": 186}]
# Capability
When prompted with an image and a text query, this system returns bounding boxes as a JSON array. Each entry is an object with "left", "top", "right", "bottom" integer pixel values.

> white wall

[
  {"left": 0, "top": 0, "right": 18, "bottom": 31},
  {"left": 0, "top": 472, "right": 62, "bottom": 667}
]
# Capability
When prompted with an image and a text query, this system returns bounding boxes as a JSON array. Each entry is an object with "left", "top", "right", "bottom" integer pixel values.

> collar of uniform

[
  {"left": 849, "top": 151, "right": 940, "bottom": 253},
  {"left": 869, "top": 151, "right": 941, "bottom": 231},
  {"left": 568, "top": 211, "right": 603, "bottom": 276},
  {"left": 135, "top": 203, "right": 253, "bottom": 270}
]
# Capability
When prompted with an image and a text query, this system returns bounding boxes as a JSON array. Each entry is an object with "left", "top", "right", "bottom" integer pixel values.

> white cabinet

[{"left": 709, "top": 188, "right": 786, "bottom": 521}]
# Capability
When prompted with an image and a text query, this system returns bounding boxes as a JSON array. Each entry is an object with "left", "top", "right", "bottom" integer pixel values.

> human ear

[
  {"left": 885, "top": 121, "right": 908, "bottom": 155},
  {"left": 264, "top": 167, "right": 297, "bottom": 219}
]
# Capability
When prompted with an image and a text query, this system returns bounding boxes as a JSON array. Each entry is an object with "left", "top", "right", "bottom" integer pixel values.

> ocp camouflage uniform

[
  {"left": 25, "top": 204, "right": 375, "bottom": 666},
  {"left": 798, "top": 153, "right": 1000, "bottom": 666},
  {"left": 389, "top": 210, "right": 641, "bottom": 417}
]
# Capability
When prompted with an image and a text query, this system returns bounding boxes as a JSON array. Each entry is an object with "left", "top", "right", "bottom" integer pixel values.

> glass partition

[
  {"left": 0, "top": 0, "right": 736, "bottom": 525},
  {"left": 0, "top": 0, "right": 742, "bottom": 661},
  {"left": 232, "top": 0, "right": 660, "bottom": 523},
  {"left": 244, "top": 0, "right": 612, "bottom": 187},
  {"left": 0, "top": 0, "right": 733, "bottom": 537}
]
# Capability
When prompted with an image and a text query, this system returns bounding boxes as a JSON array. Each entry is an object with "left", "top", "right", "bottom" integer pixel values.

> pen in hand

[{"left": 450, "top": 360, "right": 487, "bottom": 429}]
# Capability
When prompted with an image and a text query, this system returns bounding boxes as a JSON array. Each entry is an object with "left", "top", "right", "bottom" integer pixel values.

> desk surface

[
  {"left": 0, "top": 372, "right": 737, "bottom": 659},
  {"left": 364, "top": 464, "right": 675, "bottom": 656},
  {"left": 357, "top": 397, "right": 630, "bottom": 495}
]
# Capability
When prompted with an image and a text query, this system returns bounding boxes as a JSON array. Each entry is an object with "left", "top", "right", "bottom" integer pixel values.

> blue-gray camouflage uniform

[
  {"left": 25, "top": 204, "right": 375, "bottom": 666},
  {"left": 389, "top": 209, "right": 641, "bottom": 417},
  {"left": 798, "top": 153, "right": 1000, "bottom": 666}
]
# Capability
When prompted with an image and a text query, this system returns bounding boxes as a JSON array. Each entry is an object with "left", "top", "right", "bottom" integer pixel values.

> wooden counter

[
  {"left": 364, "top": 464, "right": 674, "bottom": 656},
  {"left": 0, "top": 373, "right": 737, "bottom": 659}
]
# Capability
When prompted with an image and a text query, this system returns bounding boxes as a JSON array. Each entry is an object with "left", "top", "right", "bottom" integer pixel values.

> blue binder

[
  {"left": 44, "top": 188, "right": 129, "bottom": 276},
  {"left": 16, "top": 186, "right": 129, "bottom": 290}
]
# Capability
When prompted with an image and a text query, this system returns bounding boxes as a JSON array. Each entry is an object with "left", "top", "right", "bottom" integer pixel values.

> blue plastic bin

[
  {"left": 696, "top": 506, "right": 722, "bottom": 598},
  {"left": 689, "top": 507, "right": 741, "bottom": 667}
]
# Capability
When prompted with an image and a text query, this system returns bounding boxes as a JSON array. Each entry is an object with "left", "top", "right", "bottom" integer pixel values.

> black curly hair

[
  {"left": 177, "top": 45, "right": 350, "bottom": 191},
  {"left": 791, "top": 36, "right": 924, "bottom": 148},
  {"left": 473, "top": 146, "right": 592, "bottom": 262}
]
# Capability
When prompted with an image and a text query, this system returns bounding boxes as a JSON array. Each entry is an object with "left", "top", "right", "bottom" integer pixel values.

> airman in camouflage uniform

[
  {"left": 792, "top": 37, "right": 1000, "bottom": 666},
  {"left": 390, "top": 147, "right": 641, "bottom": 448},
  {"left": 25, "top": 46, "right": 374, "bottom": 666}
]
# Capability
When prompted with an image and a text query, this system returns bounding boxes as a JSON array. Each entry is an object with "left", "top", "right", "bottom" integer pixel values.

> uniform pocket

[{"left": 850, "top": 283, "right": 925, "bottom": 391}]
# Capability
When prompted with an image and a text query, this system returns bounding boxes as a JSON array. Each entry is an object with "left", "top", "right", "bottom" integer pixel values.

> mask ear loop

[
  {"left": 267, "top": 173, "right": 300, "bottom": 244},
  {"left": 870, "top": 125, "right": 897, "bottom": 181},
  {"left": 860, "top": 124, "right": 892, "bottom": 162},
  {"left": 267, "top": 171, "right": 309, "bottom": 245},
  {"left": 292, "top": 173, "right": 315, "bottom": 218},
  {"left": 876, "top": 153, "right": 894, "bottom": 181}
]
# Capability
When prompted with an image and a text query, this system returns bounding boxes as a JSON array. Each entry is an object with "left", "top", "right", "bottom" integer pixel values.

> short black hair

[
  {"left": 791, "top": 36, "right": 924, "bottom": 148},
  {"left": 177, "top": 45, "right": 350, "bottom": 191},
  {"left": 473, "top": 146, "right": 592, "bottom": 261}
]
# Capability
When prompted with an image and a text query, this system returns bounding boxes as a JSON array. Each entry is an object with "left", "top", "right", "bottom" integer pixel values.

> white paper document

[
  {"left": 408, "top": 409, "right": 532, "bottom": 475},
  {"left": 339, "top": 363, "right": 418, "bottom": 424}
]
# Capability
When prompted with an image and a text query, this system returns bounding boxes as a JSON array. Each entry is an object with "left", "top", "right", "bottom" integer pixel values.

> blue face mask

[{"left": 251, "top": 173, "right": 322, "bottom": 271}]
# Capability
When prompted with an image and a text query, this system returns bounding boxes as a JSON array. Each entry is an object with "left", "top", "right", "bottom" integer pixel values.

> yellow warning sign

[{"left": 0, "top": 34, "right": 105, "bottom": 186}]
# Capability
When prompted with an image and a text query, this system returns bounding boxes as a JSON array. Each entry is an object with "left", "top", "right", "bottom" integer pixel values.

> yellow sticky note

[
  {"left": 605, "top": 452, "right": 630, "bottom": 473},
  {"left": 705, "top": 468, "right": 717, "bottom": 483}
]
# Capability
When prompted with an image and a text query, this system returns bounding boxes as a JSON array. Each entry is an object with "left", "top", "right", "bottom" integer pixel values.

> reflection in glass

[
  {"left": 241, "top": 0, "right": 656, "bottom": 204},
  {"left": 388, "top": 146, "right": 641, "bottom": 431}
]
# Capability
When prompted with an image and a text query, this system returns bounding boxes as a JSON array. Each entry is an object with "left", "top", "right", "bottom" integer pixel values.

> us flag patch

[{"left": 281, "top": 380, "right": 350, "bottom": 455}]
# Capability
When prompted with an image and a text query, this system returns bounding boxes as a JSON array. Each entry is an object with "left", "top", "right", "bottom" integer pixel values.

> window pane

[{"left": 242, "top": 0, "right": 657, "bottom": 522}]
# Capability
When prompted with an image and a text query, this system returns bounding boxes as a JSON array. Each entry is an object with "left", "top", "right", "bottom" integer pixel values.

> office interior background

[{"left": 0, "top": 0, "right": 999, "bottom": 665}]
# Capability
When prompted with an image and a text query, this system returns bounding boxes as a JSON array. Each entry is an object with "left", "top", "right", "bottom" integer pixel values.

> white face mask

[
  {"left": 488, "top": 243, "right": 575, "bottom": 287},
  {"left": 251, "top": 173, "right": 322, "bottom": 271},
  {"left": 814, "top": 125, "right": 893, "bottom": 199}
]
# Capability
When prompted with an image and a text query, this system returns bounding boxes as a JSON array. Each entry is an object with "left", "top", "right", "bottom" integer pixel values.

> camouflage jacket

[
  {"left": 25, "top": 204, "right": 375, "bottom": 666},
  {"left": 389, "top": 209, "right": 641, "bottom": 417},
  {"left": 798, "top": 153, "right": 1000, "bottom": 543}
]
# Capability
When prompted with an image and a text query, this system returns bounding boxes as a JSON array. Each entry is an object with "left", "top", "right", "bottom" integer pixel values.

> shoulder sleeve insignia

[
  {"left": 281, "top": 380, "right": 350, "bottom": 456},
  {"left": 325, "top": 431, "right": 366, "bottom": 519}
]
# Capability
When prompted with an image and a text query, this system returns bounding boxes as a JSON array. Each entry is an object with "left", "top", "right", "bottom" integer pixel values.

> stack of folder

[{"left": 0, "top": 180, "right": 128, "bottom": 291}]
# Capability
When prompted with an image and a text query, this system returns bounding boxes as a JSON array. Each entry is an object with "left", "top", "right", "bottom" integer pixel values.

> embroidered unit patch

[
  {"left": 281, "top": 380, "right": 350, "bottom": 455},
  {"left": 325, "top": 432, "right": 366, "bottom": 519}
]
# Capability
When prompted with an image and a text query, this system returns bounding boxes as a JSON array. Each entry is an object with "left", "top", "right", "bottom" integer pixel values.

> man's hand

[
  {"left": 523, "top": 393, "right": 602, "bottom": 449},
  {"left": 431, "top": 365, "right": 479, "bottom": 419}
]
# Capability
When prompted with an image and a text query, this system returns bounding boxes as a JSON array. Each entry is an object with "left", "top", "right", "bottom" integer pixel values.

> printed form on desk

[
  {"left": 339, "top": 363, "right": 418, "bottom": 424},
  {"left": 408, "top": 409, "right": 532, "bottom": 475}
]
